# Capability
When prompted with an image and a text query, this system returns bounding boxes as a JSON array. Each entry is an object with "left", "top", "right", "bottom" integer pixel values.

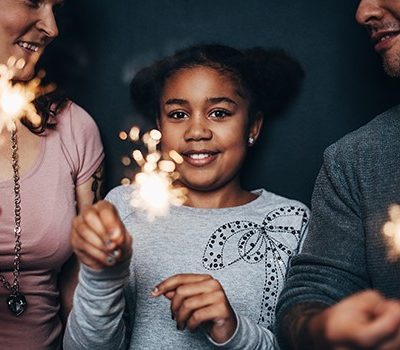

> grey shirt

[
  {"left": 65, "top": 186, "right": 309, "bottom": 350},
  {"left": 275, "top": 105, "right": 400, "bottom": 349}
]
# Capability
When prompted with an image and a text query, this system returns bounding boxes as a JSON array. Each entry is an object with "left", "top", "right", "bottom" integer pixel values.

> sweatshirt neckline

[{"left": 170, "top": 189, "right": 266, "bottom": 215}]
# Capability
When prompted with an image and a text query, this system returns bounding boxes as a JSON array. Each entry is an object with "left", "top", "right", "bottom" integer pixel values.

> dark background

[{"left": 43, "top": 0, "right": 400, "bottom": 206}]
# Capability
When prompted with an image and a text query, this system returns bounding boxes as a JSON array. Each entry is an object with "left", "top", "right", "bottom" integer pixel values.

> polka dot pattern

[{"left": 202, "top": 206, "right": 309, "bottom": 329}]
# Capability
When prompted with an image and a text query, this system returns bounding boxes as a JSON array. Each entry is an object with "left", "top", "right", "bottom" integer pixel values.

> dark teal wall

[{"left": 43, "top": 1, "right": 400, "bottom": 205}]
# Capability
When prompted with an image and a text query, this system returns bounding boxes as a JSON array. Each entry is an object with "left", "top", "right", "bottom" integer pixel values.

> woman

[
  {"left": 65, "top": 44, "right": 307, "bottom": 349},
  {"left": 0, "top": 1, "right": 104, "bottom": 349}
]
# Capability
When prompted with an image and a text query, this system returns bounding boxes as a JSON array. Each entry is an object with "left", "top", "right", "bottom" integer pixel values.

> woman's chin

[{"left": 12, "top": 66, "right": 35, "bottom": 82}]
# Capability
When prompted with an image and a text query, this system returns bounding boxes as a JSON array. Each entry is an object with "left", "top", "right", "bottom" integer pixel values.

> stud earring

[{"left": 248, "top": 136, "right": 255, "bottom": 145}]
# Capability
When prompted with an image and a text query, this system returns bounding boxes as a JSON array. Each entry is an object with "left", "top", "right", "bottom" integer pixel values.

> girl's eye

[
  {"left": 168, "top": 111, "right": 188, "bottom": 120},
  {"left": 209, "top": 109, "right": 231, "bottom": 119}
]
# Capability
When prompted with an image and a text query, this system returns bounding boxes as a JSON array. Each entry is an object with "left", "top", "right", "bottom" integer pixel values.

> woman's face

[
  {"left": 0, "top": 0, "right": 62, "bottom": 81},
  {"left": 158, "top": 66, "right": 262, "bottom": 193}
]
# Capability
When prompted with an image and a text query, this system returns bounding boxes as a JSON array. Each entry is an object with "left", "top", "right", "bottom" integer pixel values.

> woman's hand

[
  {"left": 152, "top": 274, "right": 237, "bottom": 344},
  {"left": 71, "top": 200, "right": 132, "bottom": 270}
]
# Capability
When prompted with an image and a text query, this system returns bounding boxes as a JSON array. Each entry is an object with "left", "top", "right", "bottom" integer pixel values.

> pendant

[{"left": 7, "top": 292, "right": 27, "bottom": 316}]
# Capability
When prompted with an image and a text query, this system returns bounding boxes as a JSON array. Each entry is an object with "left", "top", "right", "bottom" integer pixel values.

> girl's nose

[{"left": 184, "top": 117, "right": 213, "bottom": 141}]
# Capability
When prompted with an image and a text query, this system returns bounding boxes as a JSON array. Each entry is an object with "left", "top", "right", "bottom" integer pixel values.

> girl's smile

[{"left": 159, "top": 66, "right": 262, "bottom": 197}]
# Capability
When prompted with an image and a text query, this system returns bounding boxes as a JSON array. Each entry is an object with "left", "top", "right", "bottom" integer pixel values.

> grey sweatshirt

[
  {"left": 275, "top": 105, "right": 400, "bottom": 349},
  {"left": 65, "top": 186, "right": 309, "bottom": 350}
]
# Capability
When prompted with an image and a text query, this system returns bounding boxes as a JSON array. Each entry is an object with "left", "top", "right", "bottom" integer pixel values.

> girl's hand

[
  {"left": 71, "top": 200, "right": 132, "bottom": 270},
  {"left": 152, "top": 274, "right": 237, "bottom": 344}
]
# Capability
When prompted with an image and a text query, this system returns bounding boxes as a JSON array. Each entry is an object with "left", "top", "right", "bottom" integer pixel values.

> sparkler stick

[
  {"left": 0, "top": 56, "right": 54, "bottom": 132},
  {"left": 120, "top": 126, "right": 187, "bottom": 220}
]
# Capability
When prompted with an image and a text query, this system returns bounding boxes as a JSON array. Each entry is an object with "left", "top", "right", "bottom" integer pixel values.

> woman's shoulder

[
  {"left": 55, "top": 101, "right": 99, "bottom": 135},
  {"left": 50, "top": 101, "right": 104, "bottom": 185}
]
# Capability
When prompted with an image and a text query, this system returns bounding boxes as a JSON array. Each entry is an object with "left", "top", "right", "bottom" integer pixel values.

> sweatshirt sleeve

[
  {"left": 63, "top": 259, "right": 131, "bottom": 350},
  {"left": 208, "top": 310, "right": 280, "bottom": 349}
]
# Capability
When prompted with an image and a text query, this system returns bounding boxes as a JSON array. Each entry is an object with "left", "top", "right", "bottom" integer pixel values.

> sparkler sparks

[
  {"left": 121, "top": 126, "right": 187, "bottom": 220},
  {"left": 0, "top": 56, "right": 53, "bottom": 132},
  {"left": 382, "top": 204, "right": 400, "bottom": 261}
]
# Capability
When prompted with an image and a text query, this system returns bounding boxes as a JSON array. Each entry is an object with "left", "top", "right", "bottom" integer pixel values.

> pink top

[{"left": 0, "top": 102, "right": 104, "bottom": 349}]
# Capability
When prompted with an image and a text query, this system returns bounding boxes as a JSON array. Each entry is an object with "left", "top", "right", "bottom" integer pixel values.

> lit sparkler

[
  {"left": 0, "top": 56, "right": 53, "bottom": 132},
  {"left": 120, "top": 126, "right": 187, "bottom": 220},
  {"left": 382, "top": 204, "right": 400, "bottom": 261}
]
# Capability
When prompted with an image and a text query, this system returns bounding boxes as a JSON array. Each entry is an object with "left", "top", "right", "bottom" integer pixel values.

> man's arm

[
  {"left": 279, "top": 303, "right": 327, "bottom": 350},
  {"left": 275, "top": 143, "right": 371, "bottom": 349}
]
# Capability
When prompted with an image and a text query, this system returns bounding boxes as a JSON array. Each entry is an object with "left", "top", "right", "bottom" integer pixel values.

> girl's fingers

[
  {"left": 174, "top": 291, "right": 226, "bottom": 331},
  {"left": 186, "top": 302, "right": 230, "bottom": 332},
  {"left": 72, "top": 228, "right": 118, "bottom": 269},
  {"left": 95, "top": 201, "right": 126, "bottom": 246},
  {"left": 71, "top": 201, "right": 132, "bottom": 269},
  {"left": 164, "top": 291, "right": 175, "bottom": 300},
  {"left": 75, "top": 200, "right": 129, "bottom": 251},
  {"left": 80, "top": 205, "right": 109, "bottom": 244},
  {"left": 170, "top": 279, "right": 222, "bottom": 316},
  {"left": 73, "top": 218, "right": 108, "bottom": 252},
  {"left": 152, "top": 274, "right": 213, "bottom": 297}
]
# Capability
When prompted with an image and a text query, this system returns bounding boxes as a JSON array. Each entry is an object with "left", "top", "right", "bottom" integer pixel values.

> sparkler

[
  {"left": 0, "top": 56, "right": 53, "bottom": 132},
  {"left": 120, "top": 126, "right": 187, "bottom": 220},
  {"left": 382, "top": 204, "right": 400, "bottom": 261}
]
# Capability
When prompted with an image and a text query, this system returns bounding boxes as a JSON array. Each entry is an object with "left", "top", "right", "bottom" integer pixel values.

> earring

[{"left": 248, "top": 136, "right": 255, "bottom": 145}]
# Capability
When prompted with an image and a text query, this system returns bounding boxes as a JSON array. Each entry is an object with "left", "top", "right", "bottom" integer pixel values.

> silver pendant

[{"left": 7, "top": 292, "right": 27, "bottom": 316}]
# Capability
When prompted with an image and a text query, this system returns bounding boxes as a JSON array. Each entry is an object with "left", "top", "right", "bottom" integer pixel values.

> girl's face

[
  {"left": 0, "top": 0, "right": 62, "bottom": 81},
  {"left": 158, "top": 66, "right": 262, "bottom": 193}
]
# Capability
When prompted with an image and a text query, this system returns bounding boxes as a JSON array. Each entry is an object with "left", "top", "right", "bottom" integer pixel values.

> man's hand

[{"left": 309, "top": 290, "right": 400, "bottom": 350}]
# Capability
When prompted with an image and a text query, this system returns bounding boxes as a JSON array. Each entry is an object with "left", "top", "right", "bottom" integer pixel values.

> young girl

[{"left": 64, "top": 44, "right": 308, "bottom": 349}]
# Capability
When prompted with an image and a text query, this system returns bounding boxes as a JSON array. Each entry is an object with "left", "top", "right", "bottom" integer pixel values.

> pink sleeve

[{"left": 58, "top": 102, "right": 104, "bottom": 186}]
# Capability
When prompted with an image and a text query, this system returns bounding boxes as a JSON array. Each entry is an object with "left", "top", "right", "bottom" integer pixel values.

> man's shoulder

[{"left": 325, "top": 104, "right": 400, "bottom": 159}]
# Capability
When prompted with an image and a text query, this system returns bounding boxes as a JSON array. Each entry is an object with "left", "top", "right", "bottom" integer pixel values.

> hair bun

[
  {"left": 130, "top": 65, "right": 160, "bottom": 118},
  {"left": 243, "top": 48, "right": 305, "bottom": 117}
]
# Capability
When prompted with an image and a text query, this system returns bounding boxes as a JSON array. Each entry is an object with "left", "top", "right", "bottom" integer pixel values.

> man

[{"left": 276, "top": 1, "right": 400, "bottom": 349}]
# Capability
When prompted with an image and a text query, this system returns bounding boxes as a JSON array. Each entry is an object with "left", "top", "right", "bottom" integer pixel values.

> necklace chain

[{"left": 0, "top": 127, "right": 22, "bottom": 294}]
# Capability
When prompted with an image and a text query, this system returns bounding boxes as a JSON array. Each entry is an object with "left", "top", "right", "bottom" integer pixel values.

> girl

[
  {"left": 65, "top": 44, "right": 308, "bottom": 349},
  {"left": 0, "top": 1, "right": 104, "bottom": 348}
]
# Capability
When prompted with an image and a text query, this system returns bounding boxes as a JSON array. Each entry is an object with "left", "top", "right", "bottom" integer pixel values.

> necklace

[{"left": 0, "top": 127, "right": 27, "bottom": 316}]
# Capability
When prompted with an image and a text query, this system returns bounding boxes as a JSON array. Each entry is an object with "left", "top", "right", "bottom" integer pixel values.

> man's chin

[{"left": 382, "top": 56, "right": 400, "bottom": 77}]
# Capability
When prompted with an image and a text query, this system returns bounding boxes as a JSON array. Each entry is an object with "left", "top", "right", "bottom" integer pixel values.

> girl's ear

[{"left": 248, "top": 111, "right": 264, "bottom": 146}]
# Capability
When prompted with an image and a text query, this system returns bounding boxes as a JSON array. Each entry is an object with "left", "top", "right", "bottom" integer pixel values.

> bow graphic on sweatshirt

[{"left": 202, "top": 206, "right": 309, "bottom": 330}]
